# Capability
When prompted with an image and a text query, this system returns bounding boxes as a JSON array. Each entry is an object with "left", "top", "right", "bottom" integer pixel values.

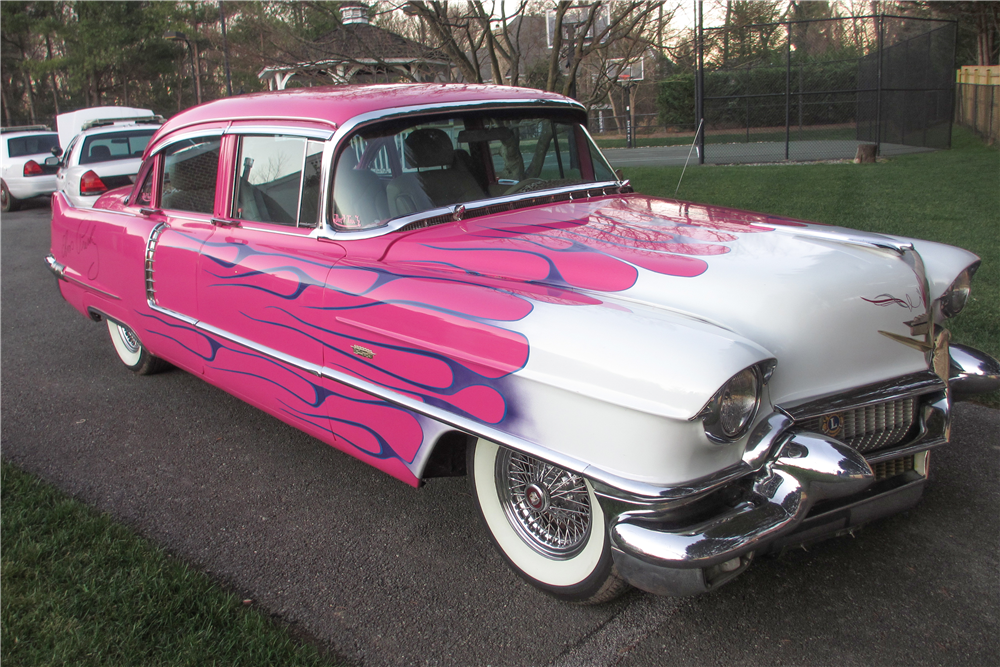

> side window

[
  {"left": 63, "top": 136, "right": 80, "bottom": 166},
  {"left": 135, "top": 169, "right": 154, "bottom": 207},
  {"left": 233, "top": 135, "right": 322, "bottom": 228},
  {"left": 160, "top": 137, "right": 220, "bottom": 215}
]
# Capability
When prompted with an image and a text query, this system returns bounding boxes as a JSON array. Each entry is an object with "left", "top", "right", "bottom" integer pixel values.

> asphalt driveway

[{"left": 3, "top": 203, "right": 998, "bottom": 666}]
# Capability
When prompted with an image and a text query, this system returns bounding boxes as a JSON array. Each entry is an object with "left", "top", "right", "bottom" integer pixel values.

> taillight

[
  {"left": 80, "top": 170, "right": 108, "bottom": 195},
  {"left": 23, "top": 160, "right": 43, "bottom": 177}
]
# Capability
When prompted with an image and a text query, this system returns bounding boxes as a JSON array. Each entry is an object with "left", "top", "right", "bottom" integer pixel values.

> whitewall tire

[
  {"left": 107, "top": 320, "right": 169, "bottom": 375},
  {"left": 468, "top": 437, "right": 628, "bottom": 603}
]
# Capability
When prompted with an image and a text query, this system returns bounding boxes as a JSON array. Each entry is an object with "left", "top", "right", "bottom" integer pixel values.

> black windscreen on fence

[{"left": 698, "top": 15, "right": 956, "bottom": 164}]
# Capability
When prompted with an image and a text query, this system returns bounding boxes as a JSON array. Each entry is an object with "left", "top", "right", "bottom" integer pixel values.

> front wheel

[
  {"left": 468, "top": 438, "right": 629, "bottom": 604},
  {"left": 107, "top": 320, "right": 170, "bottom": 375}
]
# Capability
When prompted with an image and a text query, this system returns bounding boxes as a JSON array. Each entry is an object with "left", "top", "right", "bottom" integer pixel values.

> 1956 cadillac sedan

[{"left": 46, "top": 84, "right": 999, "bottom": 603}]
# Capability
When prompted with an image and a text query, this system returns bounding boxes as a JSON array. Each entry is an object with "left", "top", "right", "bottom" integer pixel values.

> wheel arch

[{"left": 419, "top": 429, "right": 473, "bottom": 480}]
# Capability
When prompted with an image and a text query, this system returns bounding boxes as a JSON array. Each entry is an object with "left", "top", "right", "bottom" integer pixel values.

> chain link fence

[{"left": 697, "top": 15, "right": 957, "bottom": 164}]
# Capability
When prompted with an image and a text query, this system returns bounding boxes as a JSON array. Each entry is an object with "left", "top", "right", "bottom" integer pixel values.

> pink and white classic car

[{"left": 47, "top": 85, "right": 999, "bottom": 603}]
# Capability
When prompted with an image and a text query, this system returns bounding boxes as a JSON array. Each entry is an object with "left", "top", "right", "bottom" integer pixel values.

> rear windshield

[
  {"left": 80, "top": 130, "right": 155, "bottom": 165},
  {"left": 7, "top": 134, "right": 60, "bottom": 158}
]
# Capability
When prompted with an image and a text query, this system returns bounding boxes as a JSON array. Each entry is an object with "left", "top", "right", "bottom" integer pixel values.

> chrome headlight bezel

[
  {"left": 939, "top": 263, "right": 978, "bottom": 319},
  {"left": 698, "top": 363, "right": 768, "bottom": 444}
]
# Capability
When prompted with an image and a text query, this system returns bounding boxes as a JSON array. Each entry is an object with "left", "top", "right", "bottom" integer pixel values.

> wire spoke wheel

[
  {"left": 468, "top": 438, "right": 628, "bottom": 603},
  {"left": 496, "top": 449, "right": 592, "bottom": 558}
]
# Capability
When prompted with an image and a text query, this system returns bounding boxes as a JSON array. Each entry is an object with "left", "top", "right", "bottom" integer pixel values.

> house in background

[{"left": 258, "top": 2, "right": 450, "bottom": 90}]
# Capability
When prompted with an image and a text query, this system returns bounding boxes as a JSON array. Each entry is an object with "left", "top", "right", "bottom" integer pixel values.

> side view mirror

[
  {"left": 44, "top": 156, "right": 61, "bottom": 167},
  {"left": 51, "top": 146, "right": 63, "bottom": 158}
]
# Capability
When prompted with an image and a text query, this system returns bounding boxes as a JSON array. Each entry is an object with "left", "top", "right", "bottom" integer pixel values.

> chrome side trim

[
  {"left": 44, "top": 254, "right": 121, "bottom": 301},
  {"left": 778, "top": 371, "right": 944, "bottom": 420},
  {"left": 148, "top": 303, "right": 198, "bottom": 326},
  {"left": 140, "top": 304, "right": 754, "bottom": 501},
  {"left": 44, "top": 254, "right": 65, "bottom": 279},
  {"left": 144, "top": 222, "right": 168, "bottom": 303}
]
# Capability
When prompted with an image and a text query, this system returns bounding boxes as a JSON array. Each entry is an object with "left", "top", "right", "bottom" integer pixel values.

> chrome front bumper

[{"left": 603, "top": 344, "right": 999, "bottom": 598}]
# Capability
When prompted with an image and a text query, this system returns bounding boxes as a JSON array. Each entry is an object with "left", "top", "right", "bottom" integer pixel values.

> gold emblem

[
  {"left": 820, "top": 413, "right": 844, "bottom": 438},
  {"left": 351, "top": 345, "right": 375, "bottom": 360}
]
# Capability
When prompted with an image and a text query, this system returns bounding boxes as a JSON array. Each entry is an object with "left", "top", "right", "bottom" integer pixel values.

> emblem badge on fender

[
  {"left": 351, "top": 345, "right": 375, "bottom": 359},
  {"left": 820, "top": 413, "right": 844, "bottom": 438}
]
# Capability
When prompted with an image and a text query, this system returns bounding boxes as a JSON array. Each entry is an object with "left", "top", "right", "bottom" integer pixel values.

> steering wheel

[{"left": 503, "top": 178, "right": 545, "bottom": 195}]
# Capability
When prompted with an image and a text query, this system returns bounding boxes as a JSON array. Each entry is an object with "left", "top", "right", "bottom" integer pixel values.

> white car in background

[
  {"left": 50, "top": 108, "right": 163, "bottom": 208},
  {"left": 1, "top": 125, "right": 61, "bottom": 212}
]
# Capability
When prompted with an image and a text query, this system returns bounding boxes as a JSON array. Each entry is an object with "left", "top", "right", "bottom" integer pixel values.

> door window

[
  {"left": 160, "top": 137, "right": 221, "bottom": 215},
  {"left": 233, "top": 135, "right": 323, "bottom": 227}
]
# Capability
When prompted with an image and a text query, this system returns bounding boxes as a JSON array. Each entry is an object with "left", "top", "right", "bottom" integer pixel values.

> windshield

[
  {"left": 330, "top": 112, "right": 616, "bottom": 231},
  {"left": 80, "top": 130, "right": 155, "bottom": 165}
]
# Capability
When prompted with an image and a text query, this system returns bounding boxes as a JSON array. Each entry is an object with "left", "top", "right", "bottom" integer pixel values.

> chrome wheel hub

[
  {"left": 117, "top": 324, "right": 141, "bottom": 353},
  {"left": 496, "top": 449, "right": 592, "bottom": 559}
]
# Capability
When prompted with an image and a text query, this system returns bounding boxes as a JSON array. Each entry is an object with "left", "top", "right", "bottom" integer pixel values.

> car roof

[
  {"left": 2, "top": 126, "right": 57, "bottom": 139},
  {"left": 78, "top": 121, "right": 160, "bottom": 137},
  {"left": 150, "top": 84, "right": 584, "bottom": 151}
]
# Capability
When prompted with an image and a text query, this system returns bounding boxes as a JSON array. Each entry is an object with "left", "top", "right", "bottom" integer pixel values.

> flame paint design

[{"left": 144, "top": 195, "right": 777, "bottom": 481}]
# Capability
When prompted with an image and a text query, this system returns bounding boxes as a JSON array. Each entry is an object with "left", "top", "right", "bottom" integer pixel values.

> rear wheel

[
  {"left": 107, "top": 320, "right": 169, "bottom": 375},
  {"left": 1, "top": 181, "right": 20, "bottom": 213},
  {"left": 467, "top": 437, "right": 629, "bottom": 604}
]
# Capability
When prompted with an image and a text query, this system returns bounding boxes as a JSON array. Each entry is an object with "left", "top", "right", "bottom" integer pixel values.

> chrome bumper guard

[
  {"left": 609, "top": 432, "right": 877, "bottom": 597},
  {"left": 949, "top": 343, "right": 1000, "bottom": 400},
  {"left": 605, "top": 344, "right": 1000, "bottom": 598}
]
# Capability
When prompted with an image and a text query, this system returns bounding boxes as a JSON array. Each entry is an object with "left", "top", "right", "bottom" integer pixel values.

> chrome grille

[
  {"left": 872, "top": 455, "right": 915, "bottom": 481},
  {"left": 802, "top": 397, "right": 917, "bottom": 453}
]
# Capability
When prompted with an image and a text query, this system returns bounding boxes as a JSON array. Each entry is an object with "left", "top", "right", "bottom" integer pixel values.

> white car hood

[{"left": 381, "top": 194, "right": 978, "bottom": 418}]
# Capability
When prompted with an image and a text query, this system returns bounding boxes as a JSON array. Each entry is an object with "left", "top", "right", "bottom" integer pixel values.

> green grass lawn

[
  {"left": 626, "top": 126, "right": 999, "bottom": 406},
  {"left": 1, "top": 461, "right": 340, "bottom": 667}
]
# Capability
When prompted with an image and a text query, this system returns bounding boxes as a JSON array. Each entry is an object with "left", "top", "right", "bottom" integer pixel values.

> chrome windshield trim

[
  {"left": 778, "top": 371, "right": 944, "bottom": 421},
  {"left": 317, "top": 181, "right": 627, "bottom": 241}
]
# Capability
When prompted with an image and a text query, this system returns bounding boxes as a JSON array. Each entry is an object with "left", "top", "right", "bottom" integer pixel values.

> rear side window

[
  {"left": 160, "top": 137, "right": 221, "bottom": 215},
  {"left": 233, "top": 135, "right": 323, "bottom": 227},
  {"left": 7, "top": 134, "right": 59, "bottom": 158},
  {"left": 80, "top": 130, "right": 155, "bottom": 165}
]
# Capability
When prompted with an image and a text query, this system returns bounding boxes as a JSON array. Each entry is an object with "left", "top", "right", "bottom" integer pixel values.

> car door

[
  {"left": 193, "top": 131, "right": 344, "bottom": 442},
  {"left": 138, "top": 132, "right": 224, "bottom": 373}
]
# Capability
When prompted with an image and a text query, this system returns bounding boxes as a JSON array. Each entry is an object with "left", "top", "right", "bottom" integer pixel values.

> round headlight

[
  {"left": 699, "top": 366, "right": 764, "bottom": 443},
  {"left": 940, "top": 268, "right": 973, "bottom": 319},
  {"left": 718, "top": 368, "right": 760, "bottom": 437}
]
